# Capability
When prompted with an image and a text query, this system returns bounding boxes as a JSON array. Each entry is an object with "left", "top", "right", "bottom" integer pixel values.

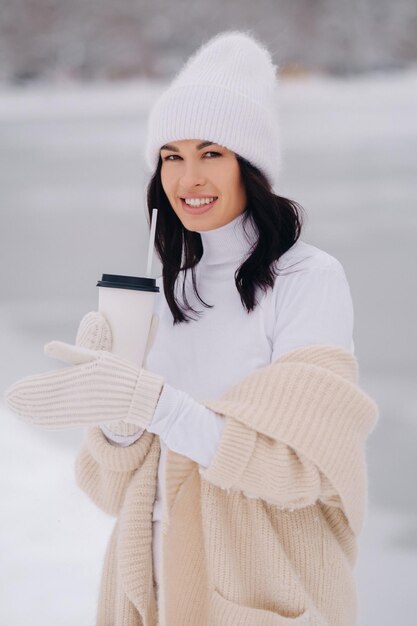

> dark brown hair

[{"left": 146, "top": 153, "right": 306, "bottom": 324}]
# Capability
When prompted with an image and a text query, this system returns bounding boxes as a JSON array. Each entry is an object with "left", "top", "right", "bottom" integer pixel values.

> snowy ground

[{"left": 1, "top": 69, "right": 416, "bottom": 624}]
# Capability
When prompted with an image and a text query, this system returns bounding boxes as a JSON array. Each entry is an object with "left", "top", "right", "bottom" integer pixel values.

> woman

[{"left": 5, "top": 31, "right": 378, "bottom": 626}]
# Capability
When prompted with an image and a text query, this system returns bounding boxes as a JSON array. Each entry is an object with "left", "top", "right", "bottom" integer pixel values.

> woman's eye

[{"left": 163, "top": 151, "right": 221, "bottom": 162}]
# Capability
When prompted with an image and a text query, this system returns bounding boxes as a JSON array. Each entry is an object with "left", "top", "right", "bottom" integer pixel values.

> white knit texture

[{"left": 144, "top": 30, "right": 282, "bottom": 191}]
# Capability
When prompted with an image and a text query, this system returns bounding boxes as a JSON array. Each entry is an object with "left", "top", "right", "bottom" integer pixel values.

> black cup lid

[{"left": 96, "top": 274, "right": 159, "bottom": 293}]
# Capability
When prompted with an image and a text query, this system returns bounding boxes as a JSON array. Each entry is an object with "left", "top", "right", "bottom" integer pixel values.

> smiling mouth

[{"left": 180, "top": 197, "right": 219, "bottom": 214}]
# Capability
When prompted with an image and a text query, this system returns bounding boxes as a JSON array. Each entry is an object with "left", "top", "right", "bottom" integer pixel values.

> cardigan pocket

[{"left": 210, "top": 587, "right": 315, "bottom": 625}]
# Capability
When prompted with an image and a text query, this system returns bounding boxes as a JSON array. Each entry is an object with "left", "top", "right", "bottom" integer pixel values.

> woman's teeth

[{"left": 184, "top": 197, "right": 217, "bottom": 207}]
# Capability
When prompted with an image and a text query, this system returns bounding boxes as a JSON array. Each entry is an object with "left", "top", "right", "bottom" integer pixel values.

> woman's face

[{"left": 160, "top": 138, "right": 247, "bottom": 232}]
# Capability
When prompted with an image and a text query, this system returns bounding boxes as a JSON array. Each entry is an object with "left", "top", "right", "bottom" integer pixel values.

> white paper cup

[{"left": 97, "top": 274, "right": 159, "bottom": 366}]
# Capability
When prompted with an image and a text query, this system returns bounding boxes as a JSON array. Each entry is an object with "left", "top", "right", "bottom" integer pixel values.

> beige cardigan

[{"left": 75, "top": 345, "right": 378, "bottom": 626}]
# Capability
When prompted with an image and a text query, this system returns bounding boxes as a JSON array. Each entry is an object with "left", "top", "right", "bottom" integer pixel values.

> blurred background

[{"left": 1, "top": 1, "right": 416, "bottom": 624}]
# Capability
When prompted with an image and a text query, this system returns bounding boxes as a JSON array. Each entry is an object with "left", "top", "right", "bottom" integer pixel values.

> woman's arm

[
  {"left": 134, "top": 262, "right": 377, "bottom": 534},
  {"left": 145, "top": 381, "right": 347, "bottom": 511},
  {"left": 198, "top": 345, "right": 379, "bottom": 536},
  {"left": 268, "top": 261, "right": 355, "bottom": 360},
  {"left": 102, "top": 260, "right": 353, "bottom": 452},
  {"left": 142, "top": 261, "right": 355, "bottom": 474},
  {"left": 90, "top": 260, "right": 377, "bottom": 534}
]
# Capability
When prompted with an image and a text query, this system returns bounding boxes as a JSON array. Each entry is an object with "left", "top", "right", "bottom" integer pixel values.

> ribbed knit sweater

[
  {"left": 76, "top": 213, "right": 378, "bottom": 625},
  {"left": 76, "top": 345, "right": 378, "bottom": 626},
  {"left": 102, "top": 212, "right": 356, "bottom": 590}
]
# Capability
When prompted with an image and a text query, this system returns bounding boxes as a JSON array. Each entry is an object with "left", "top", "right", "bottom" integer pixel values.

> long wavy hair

[{"left": 146, "top": 154, "right": 306, "bottom": 324}]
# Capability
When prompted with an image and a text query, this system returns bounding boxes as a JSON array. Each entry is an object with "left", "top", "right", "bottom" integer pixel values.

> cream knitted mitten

[
  {"left": 76, "top": 310, "right": 160, "bottom": 439},
  {"left": 4, "top": 311, "right": 163, "bottom": 432}
]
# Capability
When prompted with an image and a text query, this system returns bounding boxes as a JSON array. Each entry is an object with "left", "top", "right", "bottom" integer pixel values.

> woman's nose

[{"left": 179, "top": 162, "right": 206, "bottom": 186}]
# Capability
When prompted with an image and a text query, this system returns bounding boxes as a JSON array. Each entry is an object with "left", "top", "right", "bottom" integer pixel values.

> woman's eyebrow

[{"left": 160, "top": 141, "right": 215, "bottom": 152}]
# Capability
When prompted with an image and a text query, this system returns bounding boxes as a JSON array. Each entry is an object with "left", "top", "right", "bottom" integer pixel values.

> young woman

[{"left": 5, "top": 31, "right": 378, "bottom": 626}]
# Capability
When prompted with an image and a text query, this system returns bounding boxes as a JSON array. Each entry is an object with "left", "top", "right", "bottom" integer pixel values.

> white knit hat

[{"left": 144, "top": 30, "right": 282, "bottom": 191}]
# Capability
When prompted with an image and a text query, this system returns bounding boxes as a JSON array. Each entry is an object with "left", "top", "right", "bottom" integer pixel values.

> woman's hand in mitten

[
  {"left": 76, "top": 310, "right": 160, "bottom": 439},
  {"left": 4, "top": 312, "right": 163, "bottom": 431}
]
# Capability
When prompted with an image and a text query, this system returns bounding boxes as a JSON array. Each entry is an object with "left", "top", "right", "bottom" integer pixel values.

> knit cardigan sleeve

[
  {"left": 198, "top": 344, "right": 379, "bottom": 536},
  {"left": 74, "top": 425, "right": 155, "bottom": 516}
]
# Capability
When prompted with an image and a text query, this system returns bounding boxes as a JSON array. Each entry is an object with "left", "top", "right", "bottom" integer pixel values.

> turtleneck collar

[{"left": 196, "top": 211, "right": 259, "bottom": 266}]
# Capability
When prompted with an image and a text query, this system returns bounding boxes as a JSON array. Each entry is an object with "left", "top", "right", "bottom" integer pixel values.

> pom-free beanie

[{"left": 144, "top": 30, "right": 282, "bottom": 191}]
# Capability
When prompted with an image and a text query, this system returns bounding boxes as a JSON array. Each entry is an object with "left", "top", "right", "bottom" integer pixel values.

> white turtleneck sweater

[{"left": 101, "top": 210, "right": 355, "bottom": 593}]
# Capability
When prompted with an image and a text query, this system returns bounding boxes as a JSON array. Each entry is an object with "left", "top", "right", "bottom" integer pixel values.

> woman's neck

[{"left": 196, "top": 211, "right": 259, "bottom": 266}]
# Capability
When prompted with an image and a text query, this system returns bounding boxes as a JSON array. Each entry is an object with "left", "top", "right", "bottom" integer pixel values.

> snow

[
  {"left": 0, "top": 403, "right": 111, "bottom": 625},
  {"left": 1, "top": 69, "right": 416, "bottom": 624},
  {"left": 0, "top": 79, "right": 166, "bottom": 121}
]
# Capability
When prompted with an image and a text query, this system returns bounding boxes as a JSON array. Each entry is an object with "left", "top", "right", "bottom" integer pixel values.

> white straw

[{"left": 146, "top": 208, "right": 158, "bottom": 278}]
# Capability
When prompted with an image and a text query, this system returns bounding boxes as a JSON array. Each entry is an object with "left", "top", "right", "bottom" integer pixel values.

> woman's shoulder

[
  {"left": 274, "top": 239, "right": 347, "bottom": 277},
  {"left": 266, "top": 239, "right": 354, "bottom": 356}
]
